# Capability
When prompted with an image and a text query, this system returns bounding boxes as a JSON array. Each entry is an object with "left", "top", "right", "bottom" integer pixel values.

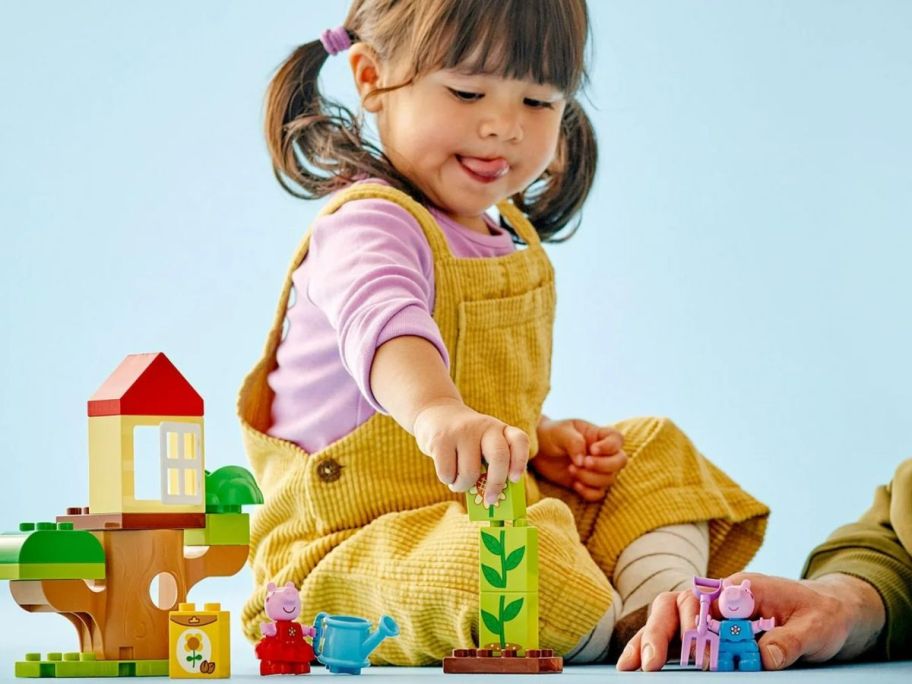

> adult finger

[
  {"left": 616, "top": 627, "right": 646, "bottom": 670},
  {"left": 504, "top": 425, "right": 530, "bottom": 482},
  {"left": 756, "top": 596, "right": 845, "bottom": 669},
  {"left": 635, "top": 591, "right": 685, "bottom": 671},
  {"left": 480, "top": 427, "right": 511, "bottom": 504}
]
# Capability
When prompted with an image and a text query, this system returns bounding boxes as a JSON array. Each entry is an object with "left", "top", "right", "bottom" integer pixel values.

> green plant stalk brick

[
  {"left": 479, "top": 526, "right": 538, "bottom": 593},
  {"left": 183, "top": 513, "right": 249, "bottom": 546},
  {"left": 466, "top": 474, "right": 527, "bottom": 523},
  {"left": 479, "top": 591, "right": 539, "bottom": 652}
]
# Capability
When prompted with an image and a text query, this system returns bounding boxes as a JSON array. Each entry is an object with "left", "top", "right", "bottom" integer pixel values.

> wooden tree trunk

[{"left": 10, "top": 529, "right": 247, "bottom": 661}]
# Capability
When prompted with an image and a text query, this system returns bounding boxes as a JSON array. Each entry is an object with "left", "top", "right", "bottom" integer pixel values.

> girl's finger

[
  {"left": 572, "top": 479, "right": 606, "bottom": 502},
  {"left": 557, "top": 423, "right": 587, "bottom": 456},
  {"left": 568, "top": 464, "right": 615, "bottom": 489},
  {"left": 579, "top": 451, "right": 628, "bottom": 474},
  {"left": 480, "top": 428, "right": 511, "bottom": 504},
  {"left": 503, "top": 425, "right": 530, "bottom": 482},
  {"left": 591, "top": 430, "right": 624, "bottom": 455}
]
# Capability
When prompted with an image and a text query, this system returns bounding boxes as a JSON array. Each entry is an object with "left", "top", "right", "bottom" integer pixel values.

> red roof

[{"left": 88, "top": 353, "right": 204, "bottom": 417}]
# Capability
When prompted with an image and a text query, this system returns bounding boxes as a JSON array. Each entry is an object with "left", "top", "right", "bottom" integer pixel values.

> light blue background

[{"left": 1, "top": 0, "right": 910, "bottom": 668}]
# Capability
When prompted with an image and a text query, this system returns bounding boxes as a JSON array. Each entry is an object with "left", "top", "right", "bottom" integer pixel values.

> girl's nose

[{"left": 478, "top": 108, "right": 523, "bottom": 143}]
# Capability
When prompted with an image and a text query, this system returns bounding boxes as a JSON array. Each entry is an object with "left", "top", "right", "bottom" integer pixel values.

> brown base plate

[
  {"left": 443, "top": 648, "right": 563, "bottom": 674},
  {"left": 57, "top": 508, "right": 205, "bottom": 530}
]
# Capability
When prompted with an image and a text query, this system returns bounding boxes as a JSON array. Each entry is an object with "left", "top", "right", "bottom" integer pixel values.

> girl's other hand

[
  {"left": 531, "top": 417, "right": 627, "bottom": 502},
  {"left": 412, "top": 398, "right": 529, "bottom": 505}
]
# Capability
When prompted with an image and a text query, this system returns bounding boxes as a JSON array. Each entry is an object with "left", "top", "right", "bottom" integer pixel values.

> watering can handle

[{"left": 312, "top": 612, "right": 327, "bottom": 656}]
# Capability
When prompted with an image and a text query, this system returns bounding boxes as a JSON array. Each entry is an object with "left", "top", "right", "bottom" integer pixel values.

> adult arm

[{"left": 802, "top": 459, "right": 912, "bottom": 660}]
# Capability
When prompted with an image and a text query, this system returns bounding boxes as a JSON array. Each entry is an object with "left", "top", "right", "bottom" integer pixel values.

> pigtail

[
  {"left": 264, "top": 32, "right": 417, "bottom": 200},
  {"left": 511, "top": 98, "right": 598, "bottom": 242}
]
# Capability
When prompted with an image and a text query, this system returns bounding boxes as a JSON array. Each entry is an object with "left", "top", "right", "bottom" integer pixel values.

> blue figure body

[
  {"left": 699, "top": 580, "right": 776, "bottom": 672},
  {"left": 716, "top": 618, "right": 762, "bottom": 672}
]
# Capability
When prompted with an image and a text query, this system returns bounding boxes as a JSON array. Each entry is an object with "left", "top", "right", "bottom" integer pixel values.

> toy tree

[{"left": 1, "top": 353, "right": 262, "bottom": 678}]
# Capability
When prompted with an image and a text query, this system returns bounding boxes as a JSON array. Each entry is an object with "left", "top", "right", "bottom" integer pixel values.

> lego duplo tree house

[
  {"left": 443, "top": 473, "right": 563, "bottom": 674},
  {"left": 0, "top": 353, "right": 262, "bottom": 678}
]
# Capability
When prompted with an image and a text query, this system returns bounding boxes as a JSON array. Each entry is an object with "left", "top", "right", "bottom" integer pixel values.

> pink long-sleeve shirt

[{"left": 267, "top": 178, "right": 516, "bottom": 453}]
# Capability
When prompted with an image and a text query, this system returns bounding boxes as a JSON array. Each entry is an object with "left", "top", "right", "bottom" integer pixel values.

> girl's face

[{"left": 356, "top": 54, "right": 566, "bottom": 233}]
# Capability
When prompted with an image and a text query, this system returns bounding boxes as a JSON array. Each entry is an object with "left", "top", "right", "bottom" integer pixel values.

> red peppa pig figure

[{"left": 255, "top": 581, "right": 316, "bottom": 675}]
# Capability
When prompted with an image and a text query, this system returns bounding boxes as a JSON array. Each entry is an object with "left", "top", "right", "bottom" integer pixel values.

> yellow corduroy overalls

[{"left": 238, "top": 183, "right": 769, "bottom": 665}]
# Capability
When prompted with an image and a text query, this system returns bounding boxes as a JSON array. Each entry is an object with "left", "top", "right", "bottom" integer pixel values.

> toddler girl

[{"left": 238, "top": 0, "right": 769, "bottom": 665}]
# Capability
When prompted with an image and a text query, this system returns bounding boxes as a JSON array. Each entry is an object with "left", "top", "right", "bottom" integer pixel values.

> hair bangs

[{"left": 412, "top": 0, "right": 589, "bottom": 95}]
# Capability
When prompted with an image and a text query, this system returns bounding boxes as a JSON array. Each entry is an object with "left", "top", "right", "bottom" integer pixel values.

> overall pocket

[{"left": 454, "top": 284, "right": 555, "bottom": 454}]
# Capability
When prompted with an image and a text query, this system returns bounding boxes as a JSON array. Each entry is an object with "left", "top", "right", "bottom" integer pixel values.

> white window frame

[{"left": 159, "top": 422, "right": 203, "bottom": 505}]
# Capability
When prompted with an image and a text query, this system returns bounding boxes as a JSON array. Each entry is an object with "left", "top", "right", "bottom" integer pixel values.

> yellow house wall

[{"left": 88, "top": 415, "right": 206, "bottom": 515}]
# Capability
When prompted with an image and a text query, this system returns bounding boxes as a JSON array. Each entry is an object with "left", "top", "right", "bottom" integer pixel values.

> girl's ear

[{"left": 349, "top": 43, "right": 385, "bottom": 113}]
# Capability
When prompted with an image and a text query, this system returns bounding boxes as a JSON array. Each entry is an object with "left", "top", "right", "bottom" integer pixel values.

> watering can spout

[{"left": 359, "top": 615, "right": 400, "bottom": 660}]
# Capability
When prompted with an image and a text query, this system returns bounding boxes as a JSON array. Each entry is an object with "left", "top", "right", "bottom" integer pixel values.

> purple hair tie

[{"left": 320, "top": 26, "right": 352, "bottom": 56}]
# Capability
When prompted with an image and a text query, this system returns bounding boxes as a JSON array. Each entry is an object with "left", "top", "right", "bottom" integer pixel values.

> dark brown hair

[{"left": 264, "top": 0, "right": 596, "bottom": 242}]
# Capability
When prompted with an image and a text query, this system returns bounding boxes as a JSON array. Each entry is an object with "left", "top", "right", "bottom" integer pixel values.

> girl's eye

[
  {"left": 449, "top": 88, "right": 483, "bottom": 102},
  {"left": 524, "top": 98, "right": 554, "bottom": 110}
]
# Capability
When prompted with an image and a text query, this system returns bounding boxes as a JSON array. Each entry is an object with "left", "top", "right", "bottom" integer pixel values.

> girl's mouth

[{"left": 456, "top": 155, "right": 510, "bottom": 184}]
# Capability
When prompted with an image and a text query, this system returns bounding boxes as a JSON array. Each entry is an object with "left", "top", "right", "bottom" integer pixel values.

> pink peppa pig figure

[
  {"left": 255, "top": 581, "right": 316, "bottom": 675},
  {"left": 702, "top": 578, "right": 776, "bottom": 671}
]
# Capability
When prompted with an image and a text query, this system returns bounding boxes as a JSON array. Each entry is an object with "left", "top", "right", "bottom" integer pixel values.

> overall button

[{"left": 316, "top": 458, "right": 343, "bottom": 483}]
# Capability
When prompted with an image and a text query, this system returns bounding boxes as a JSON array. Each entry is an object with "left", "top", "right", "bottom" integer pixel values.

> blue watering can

[{"left": 312, "top": 612, "right": 400, "bottom": 674}]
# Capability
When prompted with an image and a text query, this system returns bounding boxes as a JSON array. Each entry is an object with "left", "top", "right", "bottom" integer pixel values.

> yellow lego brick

[
  {"left": 169, "top": 602, "right": 230, "bottom": 678},
  {"left": 89, "top": 415, "right": 205, "bottom": 515}
]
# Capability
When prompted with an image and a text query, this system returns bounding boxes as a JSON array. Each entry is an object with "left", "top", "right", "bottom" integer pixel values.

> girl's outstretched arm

[{"left": 371, "top": 335, "right": 529, "bottom": 503}]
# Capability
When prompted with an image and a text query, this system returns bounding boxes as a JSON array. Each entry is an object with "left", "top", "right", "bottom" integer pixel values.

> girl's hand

[
  {"left": 530, "top": 417, "right": 627, "bottom": 502},
  {"left": 616, "top": 572, "right": 886, "bottom": 671},
  {"left": 412, "top": 398, "right": 530, "bottom": 505}
]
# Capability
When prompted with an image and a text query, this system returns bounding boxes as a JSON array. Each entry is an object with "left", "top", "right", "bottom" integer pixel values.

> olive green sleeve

[{"left": 801, "top": 460, "right": 912, "bottom": 660}]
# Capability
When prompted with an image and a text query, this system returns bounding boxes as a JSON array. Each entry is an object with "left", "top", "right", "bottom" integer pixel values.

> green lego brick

[
  {"left": 183, "top": 512, "right": 249, "bottom": 546},
  {"left": 479, "top": 591, "right": 539, "bottom": 652},
  {"left": 466, "top": 473, "right": 527, "bottom": 522},
  {"left": 0, "top": 523, "right": 105, "bottom": 581},
  {"left": 479, "top": 526, "right": 538, "bottom": 593},
  {"left": 0, "top": 562, "right": 106, "bottom": 581},
  {"left": 14, "top": 652, "right": 168, "bottom": 678}
]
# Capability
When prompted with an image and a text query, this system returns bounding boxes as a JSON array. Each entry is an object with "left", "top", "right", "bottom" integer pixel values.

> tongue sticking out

[{"left": 459, "top": 155, "right": 509, "bottom": 178}]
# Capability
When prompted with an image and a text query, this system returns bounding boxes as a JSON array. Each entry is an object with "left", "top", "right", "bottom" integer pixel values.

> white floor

[{"left": 3, "top": 584, "right": 911, "bottom": 682}]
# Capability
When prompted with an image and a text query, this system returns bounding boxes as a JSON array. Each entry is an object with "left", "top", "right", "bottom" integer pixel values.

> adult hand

[{"left": 616, "top": 572, "right": 885, "bottom": 671}]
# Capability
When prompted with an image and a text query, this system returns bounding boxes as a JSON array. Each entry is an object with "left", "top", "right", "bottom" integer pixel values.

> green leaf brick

[
  {"left": 482, "top": 564, "right": 505, "bottom": 589},
  {"left": 481, "top": 530, "right": 503, "bottom": 555},
  {"left": 502, "top": 597, "right": 525, "bottom": 622},
  {"left": 504, "top": 546, "right": 525, "bottom": 571},
  {"left": 481, "top": 609, "right": 501, "bottom": 635}
]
